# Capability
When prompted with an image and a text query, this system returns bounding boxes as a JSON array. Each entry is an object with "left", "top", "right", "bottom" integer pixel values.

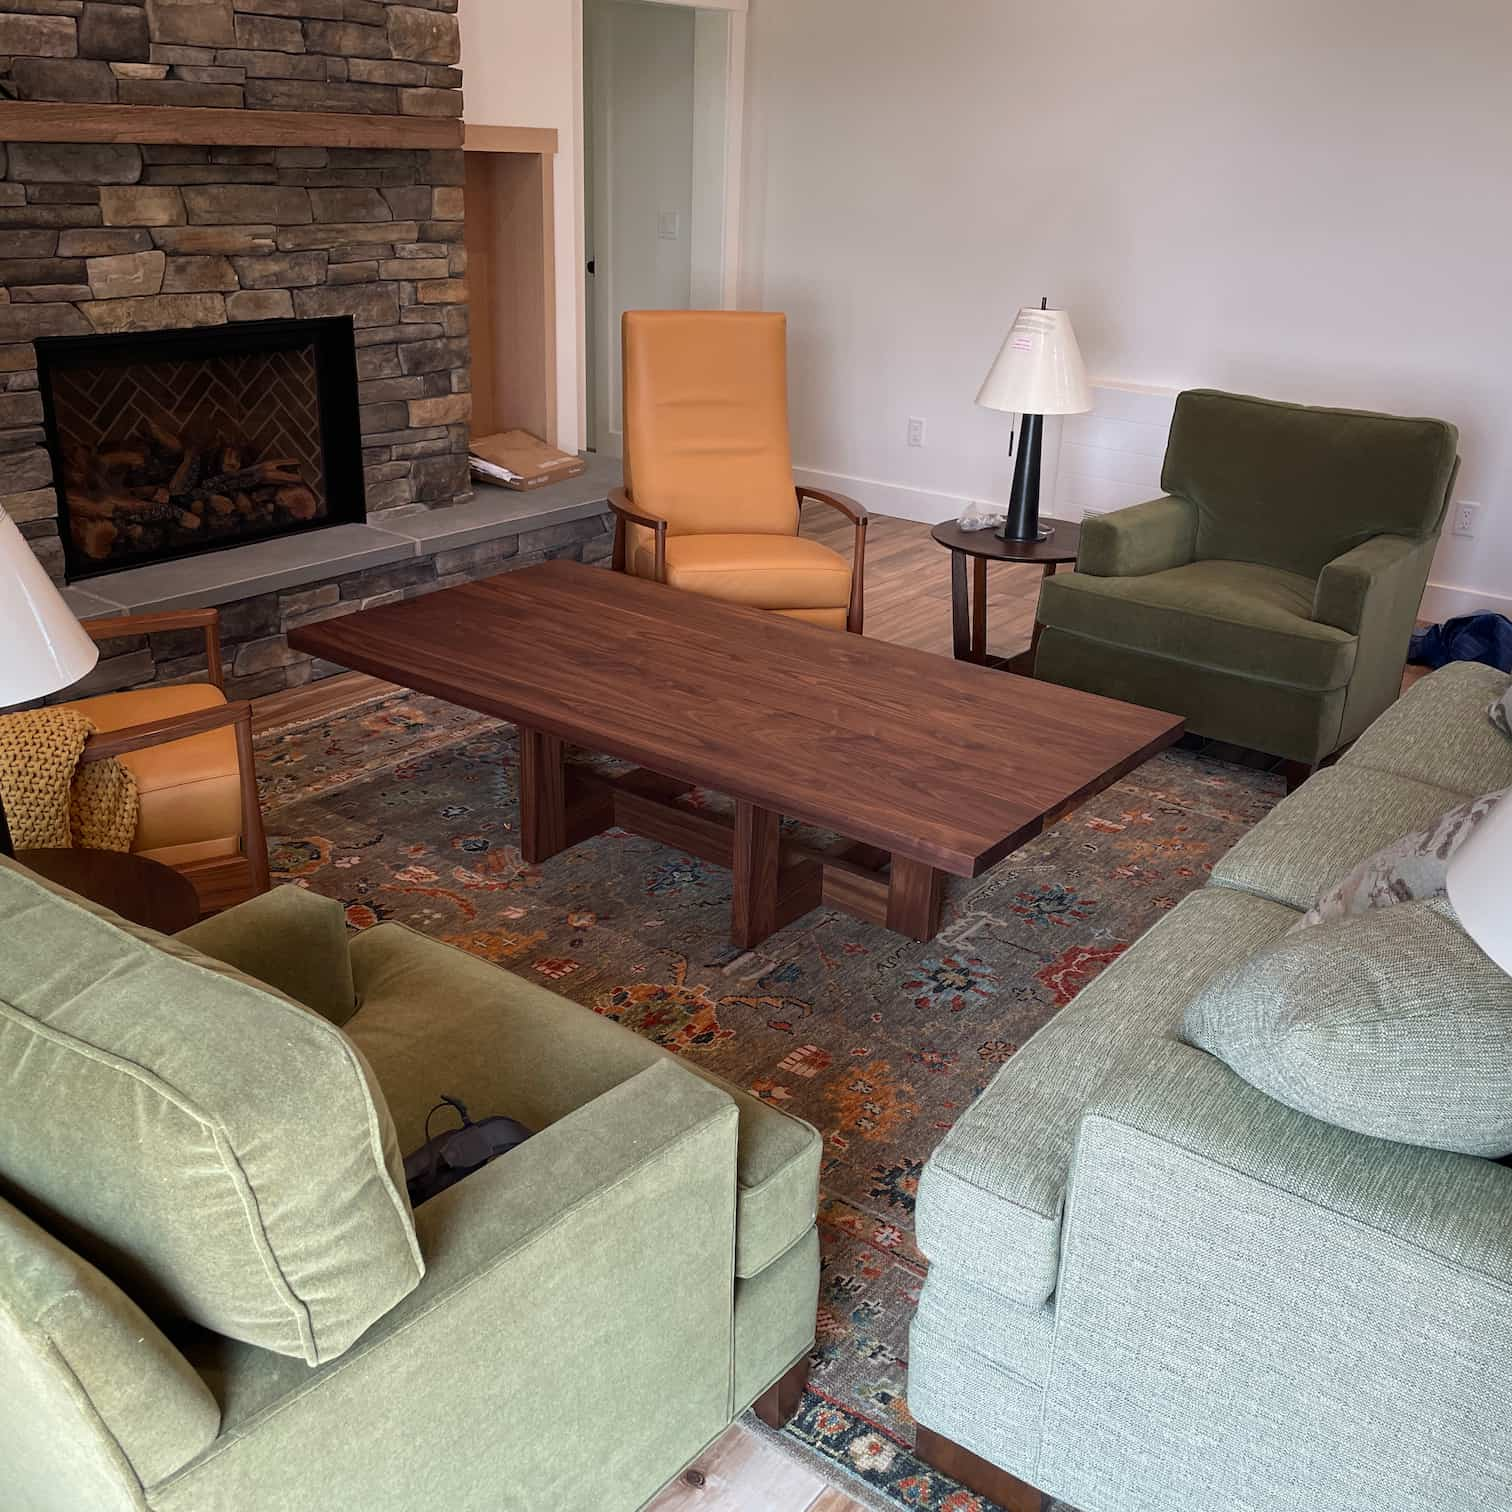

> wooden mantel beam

[{"left": 0, "top": 101, "right": 462, "bottom": 150}]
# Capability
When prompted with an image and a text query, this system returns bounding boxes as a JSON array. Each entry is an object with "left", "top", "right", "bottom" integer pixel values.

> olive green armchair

[{"left": 1034, "top": 389, "right": 1459, "bottom": 769}]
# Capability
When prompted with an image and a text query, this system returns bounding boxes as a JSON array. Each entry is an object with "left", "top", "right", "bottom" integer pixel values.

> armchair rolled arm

[
  {"left": 1312, "top": 532, "right": 1433, "bottom": 635},
  {"left": 84, "top": 608, "right": 224, "bottom": 692},
  {"left": 607, "top": 486, "right": 668, "bottom": 583},
  {"left": 1077, "top": 495, "right": 1198, "bottom": 577},
  {"left": 797, "top": 485, "right": 869, "bottom": 634}
]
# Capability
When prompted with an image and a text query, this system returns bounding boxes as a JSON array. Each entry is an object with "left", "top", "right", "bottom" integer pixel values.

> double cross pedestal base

[{"left": 517, "top": 727, "right": 948, "bottom": 948}]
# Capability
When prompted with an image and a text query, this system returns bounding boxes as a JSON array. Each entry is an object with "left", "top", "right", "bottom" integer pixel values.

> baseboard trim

[
  {"left": 1419, "top": 581, "right": 1512, "bottom": 622},
  {"left": 793, "top": 466, "right": 982, "bottom": 527}
]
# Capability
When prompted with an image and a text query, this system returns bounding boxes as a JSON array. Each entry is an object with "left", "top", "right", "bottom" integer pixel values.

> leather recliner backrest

[
  {"left": 622, "top": 310, "right": 800, "bottom": 538},
  {"left": 1162, "top": 388, "right": 1459, "bottom": 579}
]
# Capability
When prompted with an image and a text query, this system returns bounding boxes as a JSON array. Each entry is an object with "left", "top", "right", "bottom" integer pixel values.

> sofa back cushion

[
  {"left": 0, "top": 1193, "right": 221, "bottom": 1507},
  {"left": 1163, "top": 389, "right": 1458, "bottom": 578},
  {"left": 0, "top": 861, "right": 423, "bottom": 1365},
  {"left": 1184, "top": 898, "right": 1512, "bottom": 1156}
]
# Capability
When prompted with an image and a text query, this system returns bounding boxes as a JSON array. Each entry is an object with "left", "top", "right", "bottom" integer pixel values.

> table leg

[
  {"left": 971, "top": 555, "right": 988, "bottom": 662},
  {"left": 950, "top": 550, "right": 971, "bottom": 661},
  {"left": 886, "top": 855, "right": 945, "bottom": 941},
  {"left": 518, "top": 726, "right": 567, "bottom": 864},
  {"left": 732, "top": 799, "right": 781, "bottom": 949}
]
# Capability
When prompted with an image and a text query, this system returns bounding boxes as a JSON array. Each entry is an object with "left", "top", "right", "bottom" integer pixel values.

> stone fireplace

[
  {"left": 4, "top": 3, "right": 607, "bottom": 702},
  {"left": 39, "top": 315, "right": 366, "bottom": 580}
]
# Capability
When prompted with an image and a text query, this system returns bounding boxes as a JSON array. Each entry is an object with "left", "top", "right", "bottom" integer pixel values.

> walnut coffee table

[{"left": 290, "top": 561, "right": 1181, "bottom": 948}]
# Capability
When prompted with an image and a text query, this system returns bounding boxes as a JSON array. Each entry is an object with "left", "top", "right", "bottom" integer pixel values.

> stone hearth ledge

[{"left": 60, "top": 454, "right": 618, "bottom": 617}]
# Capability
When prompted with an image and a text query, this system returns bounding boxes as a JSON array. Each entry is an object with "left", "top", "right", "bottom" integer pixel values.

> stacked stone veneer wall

[
  {"left": 0, "top": 1, "right": 462, "bottom": 118},
  {"left": 0, "top": 139, "right": 472, "bottom": 588}
]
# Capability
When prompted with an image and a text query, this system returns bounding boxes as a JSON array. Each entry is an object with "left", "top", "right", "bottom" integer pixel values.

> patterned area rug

[{"left": 257, "top": 692, "right": 1281, "bottom": 1511}]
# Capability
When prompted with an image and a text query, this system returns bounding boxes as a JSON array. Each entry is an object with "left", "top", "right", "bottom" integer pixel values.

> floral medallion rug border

[{"left": 257, "top": 693, "right": 1281, "bottom": 1512}]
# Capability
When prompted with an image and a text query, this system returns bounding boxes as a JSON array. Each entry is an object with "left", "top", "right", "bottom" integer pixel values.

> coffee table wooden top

[{"left": 289, "top": 561, "right": 1183, "bottom": 877}]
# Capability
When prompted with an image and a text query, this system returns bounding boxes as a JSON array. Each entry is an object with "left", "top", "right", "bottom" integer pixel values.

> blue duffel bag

[{"left": 1409, "top": 613, "right": 1512, "bottom": 672}]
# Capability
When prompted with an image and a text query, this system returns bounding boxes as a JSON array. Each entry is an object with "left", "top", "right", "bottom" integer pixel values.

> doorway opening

[{"left": 583, "top": 0, "right": 741, "bottom": 457}]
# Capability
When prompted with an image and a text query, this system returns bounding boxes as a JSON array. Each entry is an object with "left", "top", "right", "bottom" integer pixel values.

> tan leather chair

[
  {"left": 65, "top": 608, "right": 270, "bottom": 914},
  {"left": 612, "top": 310, "right": 867, "bottom": 632}
]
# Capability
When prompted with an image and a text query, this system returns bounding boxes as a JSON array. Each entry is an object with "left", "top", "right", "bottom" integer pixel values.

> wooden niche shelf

[
  {"left": 0, "top": 100, "right": 462, "bottom": 150},
  {"left": 463, "top": 124, "right": 559, "bottom": 448}
]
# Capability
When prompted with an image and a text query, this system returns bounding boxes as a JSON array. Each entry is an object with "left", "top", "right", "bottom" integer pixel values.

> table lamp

[
  {"left": 1446, "top": 797, "right": 1512, "bottom": 975},
  {"left": 0, "top": 508, "right": 99, "bottom": 856},
  {"left": 977, "top": 299, "right": 1093, "bottom": 541}
]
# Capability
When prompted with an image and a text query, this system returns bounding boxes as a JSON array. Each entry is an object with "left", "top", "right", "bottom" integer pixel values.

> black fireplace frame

[{"left": 36, "top": 316, "right": 367, "bottom": 584}]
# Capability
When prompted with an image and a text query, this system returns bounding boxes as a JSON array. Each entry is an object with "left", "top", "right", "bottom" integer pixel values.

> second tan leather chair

[{"left": 611, "top": 310, "right": 867, "bottom": 632}]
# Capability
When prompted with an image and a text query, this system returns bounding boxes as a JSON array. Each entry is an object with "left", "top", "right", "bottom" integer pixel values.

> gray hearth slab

[
  {"left": 75, "top": 523, "right": 416, "bottom": 612},
  {"left": 60, "top": 587, "right": 125, "bottom": 622},
  {"left": 383, "top": 453, "right": 618, "bottom": 553}
]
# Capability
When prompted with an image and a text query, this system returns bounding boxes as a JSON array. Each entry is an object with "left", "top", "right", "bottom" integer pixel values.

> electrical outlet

[
  {"left": 1453, "top": 500, "right": 1482, "bottom": 538},
  {"left": 906, "top": 417, "right": 926, "bottom": 447}
]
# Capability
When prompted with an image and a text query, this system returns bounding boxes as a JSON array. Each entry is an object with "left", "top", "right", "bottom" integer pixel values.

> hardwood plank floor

[
  {"left": 802, "top": 506, "right": 1043, "bottom": 660},
  {"left": 645, "top": 1423, "right": 864, "bottom": 1512}
]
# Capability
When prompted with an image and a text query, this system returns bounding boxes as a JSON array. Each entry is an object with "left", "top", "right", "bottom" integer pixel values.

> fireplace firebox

[{"left": 36, "top": 318, "right": 366, "bottom": 584}]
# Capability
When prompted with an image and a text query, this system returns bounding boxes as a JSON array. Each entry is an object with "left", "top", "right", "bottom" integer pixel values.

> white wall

[
  {"left": 740, "top": 0, "right": 1512, "bottom": 614},
  {"left": 459, "top": 0, "right": 584, "bottom": 453}
]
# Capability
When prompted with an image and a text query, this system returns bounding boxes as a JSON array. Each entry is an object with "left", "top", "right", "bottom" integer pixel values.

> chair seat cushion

[
  {"left": 637, "top": 533, "right": 852, "bottom": 611},
  {"left": 65, "top": 684, "right": 241, "bottom": 857},
  {"left": 0, "top": 861, "right": 422, "bottom": 1366},
  {"left": 345, "top": 923, "right": 821, "bottom": 1279},
  {"left": 1038, "top": 559, "right": 1357, "bottom": 691}
]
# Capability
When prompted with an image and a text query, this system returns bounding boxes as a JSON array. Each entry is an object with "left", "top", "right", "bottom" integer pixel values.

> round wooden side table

[
  {"left": 930, "top": 518, "right": 1081, "bottom": 672},
  {"left": 15, "top": 847, "right": 200, "bottom": 934}
]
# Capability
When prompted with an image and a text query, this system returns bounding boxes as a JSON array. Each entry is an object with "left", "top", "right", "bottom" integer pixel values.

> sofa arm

[
  {"left": 1034, "top": 1042, "right": 1512, "bottom": 1512},
  {"left": 151, "top": 1060, "right": 741, "bottom": 1512},
  {"left": 178, "top": 885, "right": 357, "bottom": 1026},
  {"left": 1075, "top": 495, "right": 1197, "bottom": 577},
  {"left": 1312, "top": 531, "right": 1435, "bottom": 636}
]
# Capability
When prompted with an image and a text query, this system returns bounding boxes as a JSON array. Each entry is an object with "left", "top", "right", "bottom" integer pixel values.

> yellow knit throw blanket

[{"left": 0, "top": 707, "right": 139, "bottom": 852}]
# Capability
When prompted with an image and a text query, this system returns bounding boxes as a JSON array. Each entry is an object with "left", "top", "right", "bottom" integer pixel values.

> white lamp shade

[
  {"left": 0, "top": 508, "right": 97, "bottom": 706},
  {"left": 977, "top": 307, "right": 1093, "bottom": 417},
  {"left": 1446, "top": 796, "right": 1512, "bottom": 976}
]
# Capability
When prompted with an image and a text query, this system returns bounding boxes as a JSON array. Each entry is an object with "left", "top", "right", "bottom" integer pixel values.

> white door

[{"left": 584, "top": 0, "right": 744, "bottom": 458}]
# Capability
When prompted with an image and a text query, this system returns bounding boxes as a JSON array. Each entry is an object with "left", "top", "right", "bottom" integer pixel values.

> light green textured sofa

[
  {"left": 0, "top": 868, "right": 820, "bottom": 1512},
  {"left": 909, "top": 659, "right": 1512, "bottom": 1512},
  {"left": 1035, "top": 389, "right": 1459, "bottom": 767}
]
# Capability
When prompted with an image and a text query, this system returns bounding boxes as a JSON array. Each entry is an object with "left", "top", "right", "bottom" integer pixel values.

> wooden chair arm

[
  {"left": 79, "top": 699, "right": 250, "bottom": 764},
  {"left": 607, "top": 487, "right": 668, "bottom": 583},
  {"left": 797, "top": 486, "right": 868, "bottom": 635},
  {"left": 797, "top": 485, "right": 870, "bottom": 527},
  {"left": 84, "top": 608, "right": 225, "bottom": 692}
]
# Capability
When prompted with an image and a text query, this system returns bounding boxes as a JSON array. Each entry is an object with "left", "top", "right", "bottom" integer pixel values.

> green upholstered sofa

[
  {"left": 1035, "top": 389, "right": 1459, "bottom": 766},
  {"left": 909, "top": 659, "right": 1512, "bottom": 1512},
  {"left": 0, "top": 866, "right": 820, "bottom": 1511}
]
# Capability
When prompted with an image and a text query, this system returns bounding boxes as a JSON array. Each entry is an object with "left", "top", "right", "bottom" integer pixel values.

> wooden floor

[{"left": 804, "top": 506, "right": 1045, "bottom": 659}]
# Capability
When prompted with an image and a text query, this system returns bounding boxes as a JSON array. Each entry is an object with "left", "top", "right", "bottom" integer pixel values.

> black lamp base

[{"left": 998, "top": 411, "right": 1047, "bottom": 542}]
